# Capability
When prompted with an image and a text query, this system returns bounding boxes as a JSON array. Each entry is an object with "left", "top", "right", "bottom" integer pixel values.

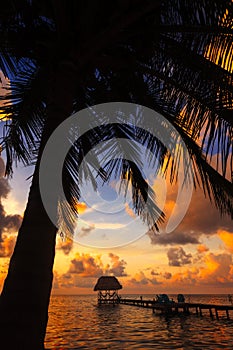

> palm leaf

[
  {"left": 0, "top": 63, "right": 46, "bottom": 174},
  {"left": 60, "top": 121, "right": 166, "bottom": 236}
]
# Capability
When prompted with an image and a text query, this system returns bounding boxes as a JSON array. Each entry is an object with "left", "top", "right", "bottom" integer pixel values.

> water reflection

[{"left": 45, "top": 295, "right": 233, "bottom": 349}]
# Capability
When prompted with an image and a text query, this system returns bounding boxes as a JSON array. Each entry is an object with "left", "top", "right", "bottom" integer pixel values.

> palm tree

[{"left": 0, "top": 1, "right": 232, "bottom": 349}]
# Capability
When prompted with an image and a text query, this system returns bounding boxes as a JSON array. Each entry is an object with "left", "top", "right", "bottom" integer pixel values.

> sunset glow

[{"left": 0, "top": 167, "right": 232, "bottom": 295}]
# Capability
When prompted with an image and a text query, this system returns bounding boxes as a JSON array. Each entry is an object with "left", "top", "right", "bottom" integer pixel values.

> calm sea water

[{"left": 45, "top": 294, "right": 233, "bottom": 349}]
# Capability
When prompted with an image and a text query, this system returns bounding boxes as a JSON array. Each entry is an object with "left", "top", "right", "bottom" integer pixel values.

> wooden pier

[{"left": 118, "top": 298, "right": 233, "bottom": 320}]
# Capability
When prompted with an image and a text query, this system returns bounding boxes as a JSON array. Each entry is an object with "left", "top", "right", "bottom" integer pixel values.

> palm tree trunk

[
  {"left": 0, "top": 175, "right": 57, "bottom": 350},
  {"left": 0, "top": 62, "right": 75, "bottom": 350}
]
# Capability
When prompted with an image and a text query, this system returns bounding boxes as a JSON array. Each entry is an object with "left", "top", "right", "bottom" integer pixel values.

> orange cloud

[
  {"left": 52, "top": 252, "right": 128, "bottom": 292},
  {"left": 148, "top": 183, "right": 233, "bottom": 246},
  {"left": 108, "top": 253, "right": 127, "bottom": 277},
  {"left": 69, "top": 253, "right": 104, "bottom": 277},
  {"left": 67, "top": 252, "right": 127, "bottom": 278},
  {"left": 218, "top": 230, "right": 233, "bottom": 253},
  {"left": 160, "top": 252, "right": 233, "bottom": 291},
  {"left": 52, "top": 271, "right": 95, "bottom": 291},
  {"left": 126, "top": 271, "right": 161, "bottom": 287},
  {"left": 197, "top": 244, "right": 209, "bottom": 254},
  {"left": 196, "top": 252, "right": 233, "bottom": 283},
  {"left": 201, "top": 254, "right": 220, "bottom": 276},
  {"left": 75, "top": 202, "right": 87, "bottom": 214},
  {"left": 164, "top": 265, "right": 199, "bottom": 285},
  {"left": 0, "top": 235, "right": 16, "bottom": 258}
]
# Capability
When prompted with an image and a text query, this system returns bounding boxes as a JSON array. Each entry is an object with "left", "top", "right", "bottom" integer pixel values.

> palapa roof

[{"left": 94, "top": 276, "right": 122, "bottom": 291}]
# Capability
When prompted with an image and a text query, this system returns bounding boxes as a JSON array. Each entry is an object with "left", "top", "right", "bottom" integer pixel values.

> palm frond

[
  {"left": 106, "top": 158, "right": 165, "bottom": 231},
  {"left": 0, "top": 63, "right": 46, "bottom": 174},
  {"left": 148, "top": 105, "right": 233, "bottom": 216},
  {"left": 59, "top": 121, "right": 166, "bottom": 236},
  {"left": 177, "top": 122, "right": 233, "bottom": 217}
]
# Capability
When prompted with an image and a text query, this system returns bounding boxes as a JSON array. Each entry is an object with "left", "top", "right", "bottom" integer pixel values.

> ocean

[{"left": 45, "top": 294, "right": 233, "bottom": 349}]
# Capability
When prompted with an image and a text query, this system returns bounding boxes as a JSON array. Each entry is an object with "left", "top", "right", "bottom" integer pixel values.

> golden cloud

[
  {"left": 69, "top": 252, "right": 104, "bottom": 277},
  {"left": 0, "top": 235, "right": 16, "bottom": 258},
  {"left": 75, "top": 201, "right": 87, "bottom": 214},
  {"left": 160, "top": 251, "right": 233, "bottom": 291},
  {"left": 218, "top": 230, "right": 233, "bottom": 253}
]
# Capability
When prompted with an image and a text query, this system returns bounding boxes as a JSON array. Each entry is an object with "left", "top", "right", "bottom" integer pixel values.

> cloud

[
  {"left": 0, "top": 161, "right": 22, "bottom": 257},
  {"left": 147, "top": 182, "right": 233, "bottom": 246},
  {"left": 54, "top": 252, "right": 128, "bottom": 290},
  {"left": 108, "top": 253, "right": 127, "bottom": 277},
  {"left": 148, "top": 231, "right": 199, "bottom": 245},
  {"left": 163, "top": 267, "right": 199, "bottom": 287},
  {"left": 75, "top": 202, "right": 87, "bottom": 214},
  {"left": 177, "top": 192, "right": 233, "bottom": 235},
  {"left": 52, "top": 271, "right": 95, "bottom": 290},
  {"left": 52, "top": 271, "right": 60, "bottom": 289},
  {"left": 197, "top": 244, "right": 209, "bottom": 254},
  {"left": 57, "top": 238, "right": 73, "bottom": 255},
  {"left": 150, "top": 277, "right": 162, "bottom": 285},
  {"left": 68, "top": 253, "right": 104, "bottom": 277},
  {"left": 95, "top": 222, "right": 125, "bottom": 229},
  {"left": 150, "top": 269, "right": 172, "bottom": 280},
  {"left": 126, "top": 271, "right": 161, "bottom": 287},
  {"left": 163, "top": 272, "right": 172, "bottom": 279},
  {"left": 127, "top": 272, "right": 149, "bottom": 286},
  {"left": 0, "top": 235, "right": 16, "bottom": 258},
  {"left": 68, "top": 275, "right": 95, "bottom": 289},
  {"left": 67, "top": 252, "right": 128, "bottom": 279},
  {"left": 162, "top": 252, "right": 233, "bottom": 290},
  {"left": 167, "top": 247, "right": 192, "bottom": 266},
  {"left": 0, "top": 203, "right": 22, "bottom": 236},
  {"left": 69, "top": 259, "right": 85, "bottom": 274},
  {"left": 77, "top": 225, "right": 95, "bottom": 238},
  {"left": 218, "top": 230, "right": 233, "bottom": 253},
  {"left": 199, "top": 253, "right": 233, "bottom": 284},
  {"left": 0, "top": 178, "right": 10, "bottom": 197},
  {"left": 151, "top": 269, "right": 159, "bottom": 276}
]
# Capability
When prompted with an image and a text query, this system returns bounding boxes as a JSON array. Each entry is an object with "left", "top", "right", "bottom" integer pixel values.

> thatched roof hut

[{"left": 94, "top": 276, "right": 122, "bottom": 291}]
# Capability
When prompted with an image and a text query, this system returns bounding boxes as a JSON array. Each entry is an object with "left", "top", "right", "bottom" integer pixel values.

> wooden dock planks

[{"left": 118, "top": 298, "right": 233, "bottom": 319}]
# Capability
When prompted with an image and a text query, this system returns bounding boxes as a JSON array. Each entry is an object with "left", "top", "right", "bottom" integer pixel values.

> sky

[
  {"left": 0, "top": 133, "right": 232, "bottom": 296},
  {"left": 0, "top": 33, "right": 233, "bottom": 297}
]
